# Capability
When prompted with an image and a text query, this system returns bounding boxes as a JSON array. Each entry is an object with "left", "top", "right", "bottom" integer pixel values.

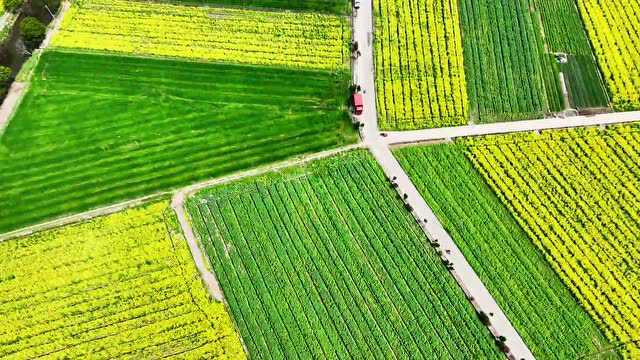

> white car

[{"left": 354, "top": 1, "right": 360, "bottom": 9}]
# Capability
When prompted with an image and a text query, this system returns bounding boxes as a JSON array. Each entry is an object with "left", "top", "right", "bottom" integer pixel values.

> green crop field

[
  {"left": 0, "top": 201, "right": 244, "bottom": 358},
  {"left": 187, "top": 150, "right": 500, "bottom": 359},
  {"left": 533, "top": 0, "right": 609, "bottom": 110},
  {"left": 459, "top": 0, "right": 562, "bottom": 122},
  {"left": 466, "top": 125, "right": 640, "bottom": 358},
  {"left": 0, "top": 50, "right": 356, "bottom": 234},
  {"left": 395, "top": 144, "right": 614, "bottom": 359}
]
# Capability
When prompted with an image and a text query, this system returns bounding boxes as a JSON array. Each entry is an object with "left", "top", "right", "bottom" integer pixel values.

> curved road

[{"left": 352, "top": 1, "right": 535, "bottom": 359}]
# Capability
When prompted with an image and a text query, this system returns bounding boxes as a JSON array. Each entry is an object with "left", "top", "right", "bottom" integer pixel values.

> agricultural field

[
  {"left": 578, "top": 0, "right": 640, "bottom": 111},
  {"left": 465, "top": 124, "right": 640, "bottom": 358},
  {"left": 373, "top": 0, "right": 468, "bottom": 130},
  {"left": 53, "top": 0, "right": 349, "bottom": 71},
  {"left": 458, "top": 0, "right": 562, "bottom": 123},
  {"left": 395, "top": 144, "right": 614, "bottom": 359},
  {"left": 0, "top": 201, "right": 244, "bottom": 358},
  {"left": 0, "top": 50, "right": 356, "bottom": 234},
  {"left": 534, "top": 0, "right": 609, "bottom": 109},
  {"left": 187, "top": 150, "right": 500, "bottom": 359}
]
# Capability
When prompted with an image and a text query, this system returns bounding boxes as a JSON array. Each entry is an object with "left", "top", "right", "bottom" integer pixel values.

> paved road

[
  {"left": 352, "top": 1, "right": 535, "bottom": 359},
  {"left": 0, "top": 82, "right": 26, "bottom": 136},
  {"left": 383, "top": 110, "right": 640, "bottom": 145}
]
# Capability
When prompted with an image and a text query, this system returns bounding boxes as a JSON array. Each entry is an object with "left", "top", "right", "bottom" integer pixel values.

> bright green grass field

[
  {"left": 0, "top": 50, "right": 356, "bottom": 234},
  {"left": 395, "top": 144, "right": 615, "bottom": 360},
  {"left": 187, "top": 150, "right": 500, "bottom": 359}
]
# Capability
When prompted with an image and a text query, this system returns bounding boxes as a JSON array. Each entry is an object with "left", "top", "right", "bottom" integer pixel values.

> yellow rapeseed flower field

[
  {"left": 373, "top": 0, "right": 468, "bottom": 130},
  {"left": 52, "top": 0, "right": 349, "bottom": 71},
  {"left": 465, "top": 125, "right": 640, "bottom": 358},
  {"left": 0, "top": 201, "right": 245, "bottom": 358},
  {"left": 578, "top": 0, "right": 640, "bottom": 111}
]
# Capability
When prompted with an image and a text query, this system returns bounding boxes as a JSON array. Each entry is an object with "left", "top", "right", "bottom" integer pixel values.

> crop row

[
  {"left": 188, "top": 150, "right": 500, "bottom": 359},
  {"left": 53, "top": 0, "right": 349, "bottom": 71},
  {"left": 578, "top": 0, "right": 640, "bottom": 111},
  {"left": 373, "top": 0, "right": 467, "bottom": 130},
  {"left": 395, "top": 143, "right": 611, "bottom": 359},
  {"left": 465, "top": 125, "right": 640, "bottom": 358},
  {"left": 0, "top": 202, "right": 244, "bottom": 358}
]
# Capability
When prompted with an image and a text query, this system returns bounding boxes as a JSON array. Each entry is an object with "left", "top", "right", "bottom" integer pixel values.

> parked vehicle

[{"left": 352, "top": 93, "right": 363, "bottom": 115}]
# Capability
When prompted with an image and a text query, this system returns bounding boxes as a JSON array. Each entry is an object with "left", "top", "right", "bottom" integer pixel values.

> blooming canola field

[
  {"left": 0, "top": 202, "right": 244, "bottom": 358},
  {"left": 53, "top": 0, "right": 350, "bottom": 71}
]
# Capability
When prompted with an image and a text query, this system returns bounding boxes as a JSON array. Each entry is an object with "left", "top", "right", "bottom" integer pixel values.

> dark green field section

[
  {"left": 459, "top": 0, "right": 561, "bottom": 123},
  {"left": 459, "top": 0, "right": 609, "bottom": 123},
  {"left": 0, "top": 50, "right": 356, "bottom": 234},
  {"left": 168, "top": 0, "right": 348, "bottom": 14},
  {"left": 395, "top": 144, "right": 613, "bottom": 360},
  {"left": 533, "top": 0, "right": 609, "bottom": 109},
  {"left": 188, "top": 150, "right": 500, "bottom": 359}
]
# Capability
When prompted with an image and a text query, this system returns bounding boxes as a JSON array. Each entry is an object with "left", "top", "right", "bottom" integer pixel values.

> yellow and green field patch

[
  {"left": 465, "top": 124, "right": 640, "bottom": 358},
  {"left": 0, "top": 201, "right": 245, "bottom": 358},
  {"left": 52, "top": 0, "right": 350, "bottom": 70},
  {"left": 578, "top": 0, "right": 640, "bottom": 111}
]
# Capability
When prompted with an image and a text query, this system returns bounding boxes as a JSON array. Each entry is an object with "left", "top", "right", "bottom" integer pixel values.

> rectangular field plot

[
  {"left": 53, "top": 0, "right": 349, "bottom": 71},
  {"left": 373, "top": 0, "right": 468, "bottom": 130},
  {"left": 534, "top": 0, "right": 609, "bottom": 110},
  {"left": 187, "top": 150, "right": 500, "bottom": 359},
  {"left": 0, "top": 201, "right": 244, "bottom": 358},
  {"left": 0, "top": 51, "right": 356, "bottom": 233},
  {"left": 395, "top": 144, "right": 612, "bottom": 359},
  {"left": 466, "top": 124, "right": 640, "bottom": 358},
  {"left": 459, "top": 0, "right": 562, "bottom": 122},
  {"left": 578, "top": 0, "right": 640, "bottom": 111}
]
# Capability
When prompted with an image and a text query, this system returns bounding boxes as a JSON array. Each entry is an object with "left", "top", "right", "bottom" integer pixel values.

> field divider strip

[{"left": 382, "top": 111, "right": 640, "bottom": 145}]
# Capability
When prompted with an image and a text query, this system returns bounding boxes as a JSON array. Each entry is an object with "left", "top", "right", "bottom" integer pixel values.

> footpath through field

[
  {"left": 352, "top": 1, "right": 535, "bottom": 359},
  {"left": 382, "top": 110, "right": 640, "bottom": 145}
]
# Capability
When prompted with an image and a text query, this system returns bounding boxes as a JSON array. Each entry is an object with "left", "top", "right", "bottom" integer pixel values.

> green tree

[
  {"left": 4, "top": 0, "right": 24, "bottom": 13},
  {"left": 20, "top": 17, "right": 46, "bottom": 49},
  {"left": 0, "top": 65, "right": 12, "bottom": 94}
]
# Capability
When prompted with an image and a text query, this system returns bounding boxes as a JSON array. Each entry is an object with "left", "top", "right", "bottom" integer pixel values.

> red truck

[{"left": 352, "top": 93, "right": 363, "bottom": 115}]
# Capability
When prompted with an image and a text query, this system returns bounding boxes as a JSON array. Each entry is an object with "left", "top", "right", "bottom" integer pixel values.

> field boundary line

[
  {"left": 382, "top": 111, "right": 640, "bottom": 145},
  {"left": 170, "top": 142, "right": 363, "bottom": 303}
]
